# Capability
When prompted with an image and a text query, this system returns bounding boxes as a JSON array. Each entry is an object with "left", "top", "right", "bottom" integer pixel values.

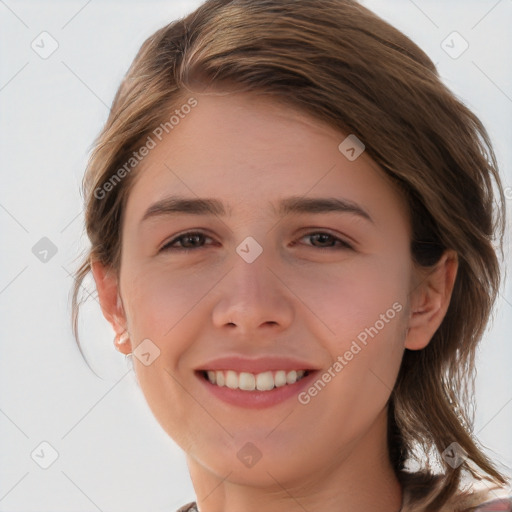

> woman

[{"left": 71, "top": 0, "right": 511, "bottom": 510}]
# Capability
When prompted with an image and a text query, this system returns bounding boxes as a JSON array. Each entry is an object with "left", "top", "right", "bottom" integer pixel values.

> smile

[{"left": 202, "top": 369, "right": 309, "bottom": 391}]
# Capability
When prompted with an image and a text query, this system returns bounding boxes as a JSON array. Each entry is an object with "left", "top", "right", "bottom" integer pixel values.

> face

[{"left": 104, "top": 92, "right": 419, "bottom": 486}]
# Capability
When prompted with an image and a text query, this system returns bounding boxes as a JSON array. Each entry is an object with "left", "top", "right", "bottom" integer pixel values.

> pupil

[
  {"left": 184, "top": 234, "right": 202, "bottom": 247},
  {"left": 314, "top": 233, "right": 332, "bottom": 246}
]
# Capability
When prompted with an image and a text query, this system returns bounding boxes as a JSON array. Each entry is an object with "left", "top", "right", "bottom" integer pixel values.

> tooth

[
  {"left": 256, "top": 371, "right": 275, "bottom": 391},
  {"left": 216, "top": 371, "right": 225, "bottom": 386},
  {"left": 206, "top": 369, "right": 309, "bottom": 390},
  {"left": 286, "top": 370, "right": 297, "bottom": 384},
  {"left": 225, "top": 370, "right": 238, "bottom": 389},
  {"left": 239, "top": 372, "right": 256, "bottom": 391},
  {"left": 274, "top": 370, "right": 287, "bottom": 387}
]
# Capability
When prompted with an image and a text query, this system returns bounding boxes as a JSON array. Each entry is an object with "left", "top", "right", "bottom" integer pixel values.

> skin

[{"left": 92, "top": 91, "right": 458, "bottom": 512}]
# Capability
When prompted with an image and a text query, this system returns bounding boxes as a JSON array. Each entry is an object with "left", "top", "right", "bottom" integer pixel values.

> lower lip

[{"left": 196, "top": 371, "right": 318, "bottom": 409}]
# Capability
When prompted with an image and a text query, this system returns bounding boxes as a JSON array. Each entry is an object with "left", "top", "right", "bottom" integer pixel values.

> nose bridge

[
  {"left": 211, "top": 242, "right": 294, "bottom": 331},
  {"left": 227, "top": 245, "right": 275, "bottom": 308}
]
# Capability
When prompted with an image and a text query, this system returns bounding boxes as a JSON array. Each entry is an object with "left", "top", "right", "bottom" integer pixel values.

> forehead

[{"left": 123, "top": 92, "right": 409, "bottom": 228}]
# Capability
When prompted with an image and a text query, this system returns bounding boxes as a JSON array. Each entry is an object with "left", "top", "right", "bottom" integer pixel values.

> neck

[{"left": 186, "top": 407, "right": 403, "bottom": 512}]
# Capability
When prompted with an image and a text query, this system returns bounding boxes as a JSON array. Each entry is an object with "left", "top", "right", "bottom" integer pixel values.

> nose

[{"left": 211, "top": 254, "right": 294, "bottom": 336}]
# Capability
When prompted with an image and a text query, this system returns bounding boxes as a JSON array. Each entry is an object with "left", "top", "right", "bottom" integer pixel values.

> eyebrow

[{"left": 140, "top": 195, "right": 374, "bottom": 224}]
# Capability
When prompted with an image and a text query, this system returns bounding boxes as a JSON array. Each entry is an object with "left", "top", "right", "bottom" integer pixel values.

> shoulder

[
  {"left": 471, "top": 496, "right": 512, "bottom": 511},
  {"left": 176, "top": 482, "right": 512, "bottom": 511},
  {"left": 445, "top": 482, "right": 512, "bottom": 512},
  {"left": 176, "top": 502, "right": 197, "bottom": 512},
  {"left": 399, "top": 470, "right": 512, "bottom": 512},
  {"left": 475, "top": 497, "right": 512, "bottom": 511}
]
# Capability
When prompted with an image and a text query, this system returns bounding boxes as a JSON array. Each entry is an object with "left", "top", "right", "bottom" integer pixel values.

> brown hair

[{"left": 71, "top": 1, "right": 509, "bottom": 510}]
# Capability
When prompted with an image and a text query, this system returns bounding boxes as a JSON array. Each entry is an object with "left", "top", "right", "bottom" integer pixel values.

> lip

[
  {"left": 195, "top": 355, "right": 320, "bottom": 374},
  {"left": 194, "top": 355, "right": 321, "bottom": 409},
  {"left": 196, "top": 369, "right": 319, "bottom": 409}
]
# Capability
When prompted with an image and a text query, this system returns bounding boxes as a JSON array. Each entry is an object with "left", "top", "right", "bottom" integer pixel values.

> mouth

[
  {"left": 198, "top": 369, "right": 311, "bottom": 391},
  {"left": 195, "top": 368, "right": 318, "bottom": 409}
]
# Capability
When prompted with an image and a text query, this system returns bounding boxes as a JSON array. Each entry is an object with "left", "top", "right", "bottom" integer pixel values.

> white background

[{"left": 0, "top": 1, "right": 511, "bottom": 510}]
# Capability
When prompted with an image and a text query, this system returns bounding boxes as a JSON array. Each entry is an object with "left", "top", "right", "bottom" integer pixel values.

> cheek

[
  {"left": 290, "top": 254, "right": 410, "bottom": 343},
  {"left": 121, "top": 262, "right": 215, "bottom": 341},
  {"left": 122, "top": 249, "right": 411, "bottom": 358},
  {"left": 119, "top": 266, "right": 210, "bottom": 446},
  {"left": 292, "top": 253, "right": 410, "bottom": 399}
]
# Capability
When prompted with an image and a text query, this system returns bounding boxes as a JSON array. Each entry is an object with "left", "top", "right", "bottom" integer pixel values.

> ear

[
  {"left": 91, "top": 259, "right": 132, "bottom": 355},
  {"left": 404, "top": 250, "right": 458, "bottom": 351}
]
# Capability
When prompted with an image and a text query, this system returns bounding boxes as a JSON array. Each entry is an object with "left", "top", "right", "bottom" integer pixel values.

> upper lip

[{"left": 195, "top": 356, "right": 320, "bottom": 374}]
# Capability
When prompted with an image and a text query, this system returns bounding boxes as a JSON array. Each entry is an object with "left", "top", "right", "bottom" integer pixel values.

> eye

[
  {"left": 159, "top": 230, "right": 354, "bottom": 253},
  {"left": 159, "top": 231, "right": 214, "bottom": 252},
  {"left": 295, "top": 231, "right": 353, "bottom": 250}
]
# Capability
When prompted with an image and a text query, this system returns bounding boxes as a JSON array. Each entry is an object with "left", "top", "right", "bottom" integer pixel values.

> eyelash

[{"left": 159, "top": 230, "right": 354, "bottom": 253}]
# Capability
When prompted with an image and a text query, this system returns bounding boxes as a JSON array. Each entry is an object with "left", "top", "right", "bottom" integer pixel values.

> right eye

[{"left": 159, "top": 231, "right": 215, "bottom": 253}]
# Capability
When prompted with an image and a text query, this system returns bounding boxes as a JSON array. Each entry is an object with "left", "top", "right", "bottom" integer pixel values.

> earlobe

[
  {"left": 404, "top": 250, "right": 458, "bottom": 351},
  {"left": 91, "top": 259, "right": 130, "bottom": 352},
  {"left": 113, "top": 330, "right": 132, "bottom": 355}
]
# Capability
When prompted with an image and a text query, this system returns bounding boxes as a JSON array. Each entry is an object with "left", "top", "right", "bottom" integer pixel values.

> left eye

[
  {"left": 296, "top": 232, "right": 353, "bottom": 250},
  {"left": 159, "top": 231, "right": 353, "bottom": 252}
]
